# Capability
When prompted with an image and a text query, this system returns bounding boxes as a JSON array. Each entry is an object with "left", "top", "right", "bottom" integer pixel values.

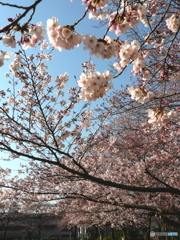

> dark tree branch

[
  {"left": 0, "top": 0, "right": 43, "bottom": 34},
  {"left": 0, "top": 2, "right": 27, "bottom": 9}
]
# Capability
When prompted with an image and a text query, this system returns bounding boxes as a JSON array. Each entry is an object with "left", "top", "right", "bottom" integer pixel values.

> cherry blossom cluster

[
  {"left": 137, "top": 3, "right": 148, "bottom": 27},
  {"left": 37, "top": 62, "right": 48, "bottom": 74},
  {"left": 82, "top": 61, "right": 96, "bottom": 74},
  {"left": 40, "top": 40, "right": 50, "bottom": 50},
  {"left": 132, "top": 55, "right": 146, "bottom": 76},
  {"left": 37, "top": 53, "right": 52, "bottom": 61},
  {"left": 46, "top": 17, "right": 82, "bottom": 51},
  {"left": 2, "top": 34, "right": 16, "bottom": 48},
  {"left": 0, "top": 51, "right": 12, "bottom": 67},
  {"left": 166, "top": 14, "right": 180, "bottom": 33},
  {"left": 109, "top": 3, "right": 148, "bottom": 36},
  {"left": 147, "top": 108, "right": 176, "bottom": 127},
  {"left": 142, "top": 69, "right": 152, "bottom": 80},
  {"left": 55, "top": 73, "right": 69, "bottom": 89},
  {"left": 114, "top": 40, "right": 140, "bottom": 69},
  {"left": 169, "top": 70, "right": 180, "bottom": 81},
  {"left": 89, "top": 9, "right": 109, "bottom": 20},
  {"left": 9, "top": 54, "right": 22, "bottom": 77},
  {"left": 83, "top": 35, "right": 117, "bottom": 59},
  {"left": 23, "top": 22, "right": 46, "bottom": 49},
  {"left": 82, "top": 0, "right": 108, "bottom": 9},
  {"left": 80, "top": 110, "right": 93, "bottom": 129},
  {"left": 2, "top": 22, "right": 45, "bottom": 50},
  {"left": 78, "top": 69, "right": 113, "bottom": 101},
  {"left": 128, "top": 86, "right": 154, "bottom": 104}
]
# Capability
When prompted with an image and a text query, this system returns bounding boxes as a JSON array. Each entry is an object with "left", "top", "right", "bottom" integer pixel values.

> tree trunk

[
  {"left": 38, "top": 227, "right": 41, "bottom": 240},
  {"left": 142, "top": 228, "right": 150, "bottom": 240},
  {"left": 72, "top": 226, "right": 77, "bottom": 240},
  {"left": 111, "top": 228, "right": 116, "bottom": 240},
  {"left": 123, "top": 228, "right": 128, "bottom": 240},
  {"left": 28, "top": 231, "right": 32, "bottom": 240},
  {"left": 98, "top": 226, "right": 104, "bottom": 240},
  {"left": 3, "top": 226, "right": 8, "bottom": 240},
  {"left": 3, "top": 217, "right": 10, "bottom": 240},
  {"left": 146, "top": 216, "right": 151, "bottom": 240}
]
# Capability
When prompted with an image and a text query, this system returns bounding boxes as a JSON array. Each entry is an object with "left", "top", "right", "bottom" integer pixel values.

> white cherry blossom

[
  {"left": 128, "top": 86, "right": 154, "bottom": 104},
  {"left": 2, "top": 35, "right": 16, "bottom": 48},
  {"left": 166, "top": 14, "right": 180, "bottom": 32}
]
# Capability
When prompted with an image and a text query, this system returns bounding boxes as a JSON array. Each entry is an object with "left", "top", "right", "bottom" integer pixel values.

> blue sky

[{"left": 0, "top": 0, "right": 132, "bottom": 174}]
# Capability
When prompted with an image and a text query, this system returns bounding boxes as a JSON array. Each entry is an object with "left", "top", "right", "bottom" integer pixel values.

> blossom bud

[{"left": 7, "top": 18, "right": 14, "bottom": 22}]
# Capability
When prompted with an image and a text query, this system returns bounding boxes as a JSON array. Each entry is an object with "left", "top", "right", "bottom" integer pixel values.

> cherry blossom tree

[
  {"left": 0, "top": 0, "right": 180, "bottom": 235},
  {"left": 12, "top": 110, "right": 179, "bottom": 231}
]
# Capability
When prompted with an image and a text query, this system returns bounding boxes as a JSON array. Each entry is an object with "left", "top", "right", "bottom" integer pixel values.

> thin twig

[
  {"left": 0, "top": 0, "right": 43, "bottom": 34},
  {"left": 0, "top": 2, "right": 27, "bottom": 9}
]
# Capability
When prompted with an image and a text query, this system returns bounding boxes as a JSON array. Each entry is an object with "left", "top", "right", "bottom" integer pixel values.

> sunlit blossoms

[
  {"left": 109, "top": 10, "right": 137, "bottom": 36},
  {"left": 83, "top": 0, "right": 108, "bottom": 9},
  {"left": 137, "top": 3, "right": 148, "bottom": 27},
  {"left": 83, "top": 35, "right": 117, "bottom": 59},
  {"left": 38, "top": 53, "right": 52, "bottom": 61},
  {"left": 29, "top": 22, "right": 46, "bottom": 41},
  {"left": 9, "top": 54, "right": 22, "bottom": 76},
  {"left": 132, "top": 56, "right": 146, "bottom": 75},
  {"left": 78, "top": 69, "right": 113, "bottom": 101},
  {"left": 55, "top": 73, "right": 69, "bottom": 89},
  {"left": 128, "top": 86, "right": 154, "bottom": 104},
  {"left": 89, "top": 9, "right": 109, "bottom": 20},
  {"left": 23, "top": 22, "right": 46, "bottom": 50},
  {"left": 147, "top": 108, "right": 176, "bottom": 126},
  {"left": 47, "top": 17, "right": 82, "bottom": 51},
  {"left": 40, "top": 40, "right": 50, "bottom": 50},
  {"left": 0, "top": 51, "right": 12, "bottom": 67},
  {"left": 142, "top": 69, "right": 152, "bottom": 80},
  {"left": 2, "top": 34, "right": 16, "bottom": 48},
  {"left": 37, "top": 62, "right": 48, "bottom": 73},
  {"left": 109, "top": 3, "right": 147, "bottom": 36},
  {"left": 80, "top": 110, "right": 93, "bottom": 129},
  {"left": 7, "top": 96, "right": 16, "bottom": 104},
  {"left": 166, "top": 14, "right": 180, "bottom": 32},
  {"left": 18, "top": 90, "right": 29, "bottom": 97},
  {"left": 114, "top": 40, "right": 140, "bottom": 69}
]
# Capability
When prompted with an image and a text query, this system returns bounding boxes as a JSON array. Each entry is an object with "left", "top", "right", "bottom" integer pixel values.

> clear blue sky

[{"left": 0, "top": 0, "right": 132, "bottom": 174}]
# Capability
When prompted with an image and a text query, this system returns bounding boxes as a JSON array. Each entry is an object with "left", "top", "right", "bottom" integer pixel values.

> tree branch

[{"left": 0, "top": 0, "right": 43, "bottom": 34}]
